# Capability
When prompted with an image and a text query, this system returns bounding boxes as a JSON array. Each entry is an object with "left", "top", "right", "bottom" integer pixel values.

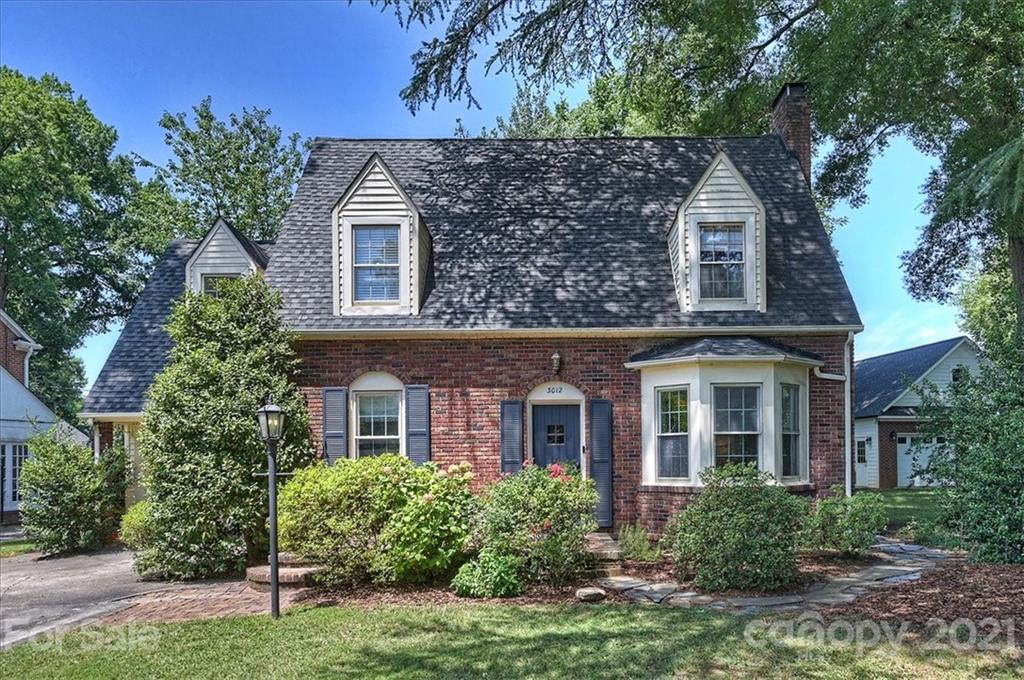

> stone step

[
  {"left": 591, "top": 564, "right": 624, "bottom": 577},
  {"left": 246, "top": 565, "right": 323, "bottom": 592}
]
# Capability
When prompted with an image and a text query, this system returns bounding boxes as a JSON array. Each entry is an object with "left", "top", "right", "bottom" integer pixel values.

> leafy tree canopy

[
  {"left": 958, "top": 249, "right": 1019, "bottom": 358},
  {"left": 382, "top": 0, "right": 1024, "bottom": 319},
  {"left": 137, "top": 97, "right": 308, "bottom": 243},
  {"left": 0, "top": 67, "right": 153, "bottom": 420}
]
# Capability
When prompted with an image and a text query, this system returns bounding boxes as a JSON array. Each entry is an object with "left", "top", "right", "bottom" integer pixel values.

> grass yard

[
  {"left": 3, "top": 604, "right": 1019, "bottom": 679},
  {"left": 875, "top": 488, "right": 943, "bottom": 528},
  {"left": 0, "top": 539, "right": 36, "bottom": 558}
]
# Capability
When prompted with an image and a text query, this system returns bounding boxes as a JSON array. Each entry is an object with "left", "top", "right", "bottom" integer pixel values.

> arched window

[{"left": 350, "top": 372, "right": 404, "bottom": 458}]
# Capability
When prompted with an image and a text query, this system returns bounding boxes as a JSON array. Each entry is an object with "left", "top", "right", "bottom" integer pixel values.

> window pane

[
  {"left": 781, "top": 385, "right": 799, "bottom": 432},
  {"left": 657, "top": 389, "right": 688, "bottom": 434},
  {"left": 658, "top": 434, "right": 688, "bottom": 478},
  {"left": 699, "top": 225, "right": 744, "bottom": 299},
  {"left": 354, "top": 267, "right": 400, "bottom": 301},
  {"left": 357, "top": 439, "right": 400, "bottom": 458},
  {"left": 358, "top": 394, "right": 399, "bottom": 438},
  {"left": 783, "top": 434, "right": 799, "bottom": 477},
  {"left": 714, "top": 434, "right": 759, "bottom": 467},
  {"left": 354, "top": 227, "right": 399, "bottom": 265}
]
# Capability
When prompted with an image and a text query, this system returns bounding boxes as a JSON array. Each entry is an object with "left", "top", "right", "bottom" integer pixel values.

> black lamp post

[{"left": 256, "top": 402, "right": 285, "bottom": 619}]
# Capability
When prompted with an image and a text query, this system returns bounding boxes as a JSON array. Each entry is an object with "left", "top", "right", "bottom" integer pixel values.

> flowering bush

[
  {"left": 278, "top": 455, "right": 477, "bottom": 585},
  {"left": 477, "top": 463, "right": 598, "bottom": 583}
]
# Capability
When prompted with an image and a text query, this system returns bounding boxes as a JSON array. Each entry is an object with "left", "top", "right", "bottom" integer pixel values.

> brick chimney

[{"left": 771, "top": 82, "right": 812, "bottom": 185}]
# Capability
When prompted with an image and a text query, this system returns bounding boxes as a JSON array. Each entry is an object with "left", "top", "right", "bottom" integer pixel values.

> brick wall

[
  {"left": 877, "top": 420, "right": 919, "bottom": 489},
  {"left": 1, "top": 320, "right": 27, "bottom": 384},
  {"left": 297, "top": 333, "right": 850, "bottom": 532}
]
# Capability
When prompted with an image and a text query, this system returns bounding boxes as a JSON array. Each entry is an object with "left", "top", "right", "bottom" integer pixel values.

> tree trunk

[{"left": 1009, "top": 234, "right": 1024, "bottom": 328}]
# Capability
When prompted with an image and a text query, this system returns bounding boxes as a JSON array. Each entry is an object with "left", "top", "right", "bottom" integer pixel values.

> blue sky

[{"left": 1, "top": 1, "right": 961, "bottom": 391}]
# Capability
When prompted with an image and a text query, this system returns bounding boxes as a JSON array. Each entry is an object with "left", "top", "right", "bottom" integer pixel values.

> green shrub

[
  {"left": 137, "top": 275, "right": 313, "bottom": 579},
  {"left": 618, "top": 523, "right": 661, "bottom": 562},
  {"left": 915, "top": 347, "right": 1024, "bottom": 563},
  {"left": 805, "top": 487, "right": 887, "bottom": 556},
  {"left": 20, "top": 432, "right": 128, "bottom": 555},
  {"left": 451, "top": 549, "right": 525, "bottom": 598},
  {"left": 119, "top": 500, "right": 153, "bottom": 552},
  {"left": 664, "top": 464, "right": 808, "bottom": 592},
  {"left": 278, "top": 455, "right": 477, "bottom": 585},
  {"left": 479, "top": 463, "right": 598, "bottom": 583}
]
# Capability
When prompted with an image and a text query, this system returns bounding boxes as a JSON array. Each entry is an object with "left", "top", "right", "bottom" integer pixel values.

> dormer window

[
  {"left": 671, "top": 152, "right": 765, "bottom": 313},
  {"left": 202, "top": 273, "right": 240, "bottom": 296},
  {"left": 699, "top": 224, "right": 745, "bottom": 299},
  {"left": 333, "top": 154, "right": 432, "bottom": 316},
  {"left": 353, "top": 225, "right": 401, "bottom": 303}
]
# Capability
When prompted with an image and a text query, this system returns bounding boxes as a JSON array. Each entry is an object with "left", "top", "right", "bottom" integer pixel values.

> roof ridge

[
  {"left": 855, "top": 336, "right": 967, "bottom": 365},
  {"left": 311, "top": 135, "right": 773, "bottom": 143}
]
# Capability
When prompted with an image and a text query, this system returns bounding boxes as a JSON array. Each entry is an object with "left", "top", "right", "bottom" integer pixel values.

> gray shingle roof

[
  {"left": 628, "top": 336, "right": 823, "bottom": 365},
  {"left": 81, "top": 241, "right": 195, "bottom": 414},
  {"left": 265, "top": 136, "right": 860, "bottom": 330},
  {"left": 853, "top": 336, "right": 968, "bottom": 419}
]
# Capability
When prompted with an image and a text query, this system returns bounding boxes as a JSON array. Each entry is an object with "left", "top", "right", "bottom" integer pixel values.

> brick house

[
  {"left": 853, "top": 336, "right": 984, "bottom": 489},
  {"left": 82, "top": 83, "right": 861, "bottom": 531}
]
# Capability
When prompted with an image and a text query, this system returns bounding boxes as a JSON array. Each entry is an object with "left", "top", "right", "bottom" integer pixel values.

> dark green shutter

[
  {"left": 322, "top": 387, "right": 348, "bottom": 464},
  {"left": 589, "top": 399, "right": 613, "bottom": 528},
  {"left": 405, "top": 385, "right": 431, "bottom": 465},
  {"left": 500, "top": 400, "right": 524, "bottom": 474}
]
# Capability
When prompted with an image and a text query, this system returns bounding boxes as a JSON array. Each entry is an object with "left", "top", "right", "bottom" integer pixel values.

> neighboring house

[
  {"left": 82, "top": 83, "right": 862, "bottom": 531},
  {"left": 1, "top": 310, "right": 88, "bottom": 521},
  {"left": 853, "top": 336, "right": 984, "bottom": 489}
]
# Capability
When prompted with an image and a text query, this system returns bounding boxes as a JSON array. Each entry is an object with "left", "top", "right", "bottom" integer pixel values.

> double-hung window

[
  {"left": 699, "top": 224, "right": 745, "bottom": 299},
  {"left": 355, "top": 393, "right": 400, "bottom": 457},
  {"left": 713, "top": 385, "right": 760, "bottom": 467},
  {"left": 780, "top": 384, "right": 801, "bottom": 477},
  {"left": 656, "top": 388, "right": 689, "bottom": 479},
  {"left": 353, "top": 226, "right": 400, "bottom": 303}
]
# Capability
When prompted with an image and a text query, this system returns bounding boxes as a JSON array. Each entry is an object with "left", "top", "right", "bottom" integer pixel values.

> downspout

[
  {"left": 812, "top": 331, "right": 855, "bottom": 497},
  {"left": 14, "top": 339, "right": 41, "bottom": 387}
]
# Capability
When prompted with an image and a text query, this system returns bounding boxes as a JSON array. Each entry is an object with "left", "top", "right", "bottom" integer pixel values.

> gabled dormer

[
  {"left": 332, "top": 154, "right": 431, "bottom": 316},
  {"left": 185, "top": 217, "right": 270, "bottom": 294},
  {"left": 668, "top": 151, "right": 766, "bottom": 313}
]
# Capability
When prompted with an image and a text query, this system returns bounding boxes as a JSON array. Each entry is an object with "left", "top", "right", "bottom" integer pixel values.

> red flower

[{"left": 548, "top": 463, "right": 565, "bottom": 478}]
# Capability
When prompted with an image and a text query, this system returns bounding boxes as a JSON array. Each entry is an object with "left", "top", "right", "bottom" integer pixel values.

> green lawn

[
  {"left": 3, "top": 604, "right": 1019, "bottom": 679},
  {"left": 875, "top": 488, "right": 943, "bottom": 528},
  {"left": 0, "top": 539, "right": 36, "bottom": 558}
]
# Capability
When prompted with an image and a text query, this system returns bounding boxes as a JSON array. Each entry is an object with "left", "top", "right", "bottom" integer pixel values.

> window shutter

[
  {"left": 589, "top": 399, "right": 614, "bottom": 528},
  {"left": 322, "top": 387, "right": 348, "bottom": 464},
  {"left": 405, "top": 384, "right": 431, "bottom": 465},
  {"left": 500, "top": 400, "right": 524, "bottom": 474}
]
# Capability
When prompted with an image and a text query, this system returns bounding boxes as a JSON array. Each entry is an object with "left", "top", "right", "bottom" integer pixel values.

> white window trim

[
  {"left": 201, "top": 273, "right": 241, "bottom": 296},
  {"left": 688, "top": 213, "right": 758, "bottom": 311},
  {"left": 525, "top": 381, "right": 586, "bottom": 477},
  {"left": 655, "top": 385, "right": 691, "bottom": 483},
  {"left": 339, "top": 216, "right": 412, "bottom": 316},
  {"left": 711, "top": 383, "right": 763, "bottom": 469}
]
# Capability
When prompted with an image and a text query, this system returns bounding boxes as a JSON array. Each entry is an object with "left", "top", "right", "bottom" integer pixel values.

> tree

[
  {"left": 379, "top": 0, "right": 1024, "bottom": 319},
  {"left": 917, "top": 341, "right": 1024, "bottom": 564},
  {"left": 0, "top": 67, "right": 155, "bottom": 420},
  {"left": 135, "top": 275, "right": 313, "bottom": 579},
  {"left": 137, "top": 97, "right": 307, "bottom": 242},
  {"left": 958, "top": 250, "right": 1018, "bottom": 358}
]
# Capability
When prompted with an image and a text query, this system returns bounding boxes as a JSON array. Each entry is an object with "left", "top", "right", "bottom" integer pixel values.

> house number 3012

[{"left": 546, "top": 386, "right": 564, "bottom": 394}]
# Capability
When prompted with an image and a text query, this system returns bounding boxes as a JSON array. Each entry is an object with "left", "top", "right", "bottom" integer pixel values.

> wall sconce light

[
  {"left": 889, "top": 430, "right": 897, "bottom": 443},
  {"left": 551, "top": 351, "right": 562, "bottom": 374}
]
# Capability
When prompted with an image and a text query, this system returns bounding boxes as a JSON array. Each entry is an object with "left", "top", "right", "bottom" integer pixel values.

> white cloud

[{"left": 856, "top": 304, "right": 961, "bottom": 359}]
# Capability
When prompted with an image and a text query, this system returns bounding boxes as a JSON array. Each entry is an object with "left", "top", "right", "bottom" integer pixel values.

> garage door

[{"left": 896, "top": 435, "right": 944, "bottom": 487}]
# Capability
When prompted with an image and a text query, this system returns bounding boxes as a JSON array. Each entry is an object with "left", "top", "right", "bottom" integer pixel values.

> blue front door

[{"left": 532, "top": 404, "right": 580, "bottom": 468}]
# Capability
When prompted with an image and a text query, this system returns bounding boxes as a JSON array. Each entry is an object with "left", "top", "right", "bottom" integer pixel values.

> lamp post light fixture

[{"left": 256, "top": 402, "right": 285, "bottom": 619}]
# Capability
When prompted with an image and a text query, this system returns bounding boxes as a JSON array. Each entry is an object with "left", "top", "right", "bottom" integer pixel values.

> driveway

[{"left": 0, "top": 546, "right": 180, "bottom": 648}]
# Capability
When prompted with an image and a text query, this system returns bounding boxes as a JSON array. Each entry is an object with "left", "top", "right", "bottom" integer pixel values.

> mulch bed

[
  {"left": 823, "top": 562, "right": 1024, "bottom": 628},
  {"left": 300, "top": 551, "right": 884, "bottom": 608}
]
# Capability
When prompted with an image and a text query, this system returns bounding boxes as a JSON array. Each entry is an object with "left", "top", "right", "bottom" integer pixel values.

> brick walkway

[{"left": 101, "top": 581, "right": 306, "bottom": 625}]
